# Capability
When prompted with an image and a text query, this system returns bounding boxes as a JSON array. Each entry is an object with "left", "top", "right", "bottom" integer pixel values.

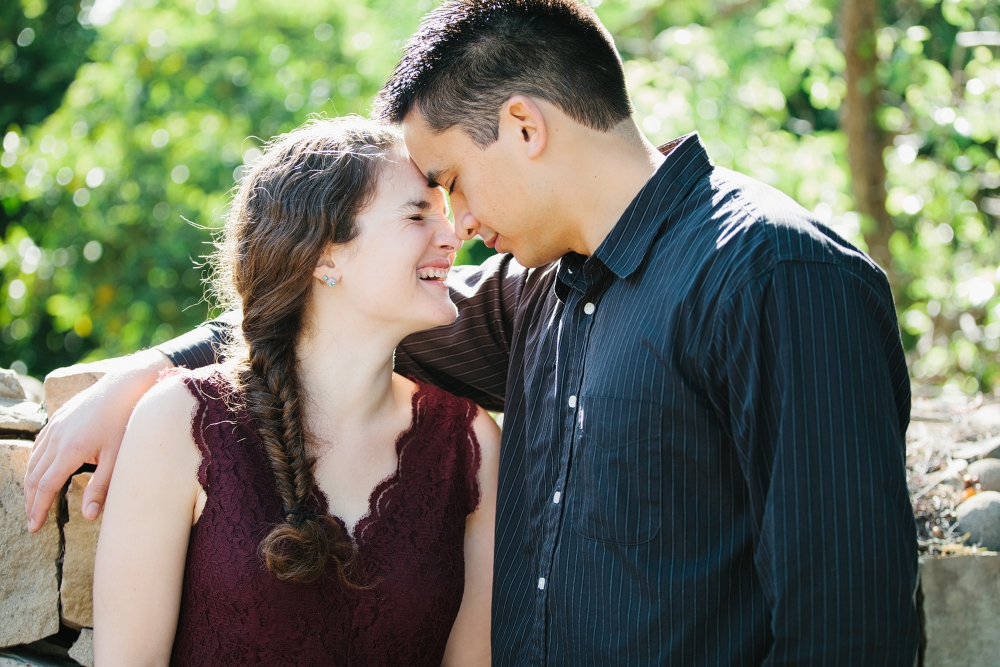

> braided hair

[{"left": 211, "top": 117, "right": 402, "bottom": 584}]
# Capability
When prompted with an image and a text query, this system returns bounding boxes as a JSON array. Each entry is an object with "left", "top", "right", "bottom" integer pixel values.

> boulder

[
  {"left": 42, "top": 364, "right": 107, "bottom": 416},
  {"left": 969, "top": 458, "right": 1000, "bottom": 492},
  {"left": 0, "top": 369, "right": 45, "bottom": 436},
  {"left": 68, "top": 629, "right": 94, "bottom": 667},
  {"left": 921, "top": 554, "right": 1000, "bottom": 667},
  {"left": 14, "top": 374, "right": 43, "bottom": 405},
  {"left": 956, "top": 491, "right": 1000, "bottom": 551},
  {"left": 0, "top": 637, "right": 78, "bottom": 666},
  {"left": 61, "top": 473, "right": 101, "bottom": 629},
  {"left": 0, "top": 440, "right": 61, "bottom": 648}
]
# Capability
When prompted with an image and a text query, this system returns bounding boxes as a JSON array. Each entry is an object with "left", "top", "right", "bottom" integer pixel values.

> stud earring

[{"left": 322, "top": 275, "right": 337, "bottom": 287}]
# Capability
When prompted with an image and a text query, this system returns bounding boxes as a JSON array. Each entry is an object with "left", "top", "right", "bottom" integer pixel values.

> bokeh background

[{"left": 1, "top": 0, "right": 999, "bottom": 399}]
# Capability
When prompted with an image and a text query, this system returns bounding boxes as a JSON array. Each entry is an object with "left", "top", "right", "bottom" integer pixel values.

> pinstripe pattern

[{"left": 160, "top": 133, "right": 920, "bottom": 666}]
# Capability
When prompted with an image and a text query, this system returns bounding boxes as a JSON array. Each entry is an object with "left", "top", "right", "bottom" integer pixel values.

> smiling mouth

[{"left": 416, "top": 267, "right": 449, "bottom": 282}]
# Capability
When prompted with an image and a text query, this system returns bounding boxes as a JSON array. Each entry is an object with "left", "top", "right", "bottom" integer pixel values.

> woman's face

[{"left": 316, "top": 150, "right": 461, "bottom": 337}]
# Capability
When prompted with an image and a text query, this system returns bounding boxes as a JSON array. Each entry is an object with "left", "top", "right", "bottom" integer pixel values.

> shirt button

[
  {"left": 553, "top": 491, "right": 562, "bottom": 504},
  {"left": 568, "top": 395, "right": 577, "bottom": 408},
  {"left": 538, "top": 577, "right": 546, "bottom": 590},
  {"left": 583, "top": 302, "right": 596, "bottom": 315}
]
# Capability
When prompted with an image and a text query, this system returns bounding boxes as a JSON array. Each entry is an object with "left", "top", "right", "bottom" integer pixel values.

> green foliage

[
  {"left": 0, "top": 0, "right": 427, "bottom": 374},
  {"left": 2, "top": 0, "right": 1000, "bottom": 397},
  {"left": 1, "top": 0, "right": 96, "bottom": 132}
]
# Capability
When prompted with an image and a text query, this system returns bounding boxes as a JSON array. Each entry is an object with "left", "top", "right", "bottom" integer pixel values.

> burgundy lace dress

[{"left": 166, "top": 366, "right": 483, "bottom": 667}]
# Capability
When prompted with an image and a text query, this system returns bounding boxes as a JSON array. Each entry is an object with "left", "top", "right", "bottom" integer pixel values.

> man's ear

[{"left": 501, "top": 95, "right": 547, "bottom": 159}]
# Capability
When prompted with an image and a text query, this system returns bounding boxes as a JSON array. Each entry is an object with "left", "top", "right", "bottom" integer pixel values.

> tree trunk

[{"left": 841, "top": 0, "right": 895, "bottom": 289}]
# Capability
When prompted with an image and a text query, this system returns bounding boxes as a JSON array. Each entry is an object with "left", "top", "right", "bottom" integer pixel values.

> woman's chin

[{"left": 397, "top": 291, "right": 457, "bottom": 331}]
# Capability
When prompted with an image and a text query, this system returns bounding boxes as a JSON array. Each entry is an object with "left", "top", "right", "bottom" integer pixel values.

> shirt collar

[
  {"left": 593, "top": 132, "right": 713, "bottom": 280},
  {"left": 554, "top": 133, "right": 714, "bottom": 301}
]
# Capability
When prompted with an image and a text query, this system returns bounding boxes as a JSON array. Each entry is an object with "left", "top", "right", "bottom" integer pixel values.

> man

[{"left": 26, "top": 0, "right": 919, "bottom": 664}]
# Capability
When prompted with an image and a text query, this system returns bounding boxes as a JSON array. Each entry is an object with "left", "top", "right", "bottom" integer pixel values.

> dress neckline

[{"left": 309, "top": 379, "right": 429, "bottom": 547}]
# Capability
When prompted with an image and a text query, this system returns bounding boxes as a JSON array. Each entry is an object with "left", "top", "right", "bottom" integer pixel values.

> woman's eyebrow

[{"left": 398, "top": 199, "right": 433, "bottom": 212}]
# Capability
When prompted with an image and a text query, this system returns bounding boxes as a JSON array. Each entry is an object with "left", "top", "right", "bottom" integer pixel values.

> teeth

[{"left": 417, "top": 267, "right": 449, "bottom": 280}]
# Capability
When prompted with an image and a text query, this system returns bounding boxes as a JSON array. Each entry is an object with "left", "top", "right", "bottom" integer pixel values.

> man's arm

[
  {"left": 706, "top": 260, "right": 919, "bottom": 664},
  {"left": 24, "top": 349, "right": 172, "bottom": 531},
  {"left": 25, "top": 252, "right": 526, "bottom": 528},
  {"left": 396, "top": 252, "right": 526, "bottom": 412},
  {"left": 24, "top": 308, "right": 240, "bottom": 531},
  {"left": 154, "top": 308, "right": 240, "bottom": 369}
]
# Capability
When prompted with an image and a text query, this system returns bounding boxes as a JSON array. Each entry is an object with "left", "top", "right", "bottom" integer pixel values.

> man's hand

[{"left": 23, "top": 349, "right": 173, "bottom": 532}]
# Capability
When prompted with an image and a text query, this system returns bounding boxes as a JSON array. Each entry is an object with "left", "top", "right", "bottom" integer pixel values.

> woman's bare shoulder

[{"left": 123, "top": 372, "right": 202, "bottom": 469}]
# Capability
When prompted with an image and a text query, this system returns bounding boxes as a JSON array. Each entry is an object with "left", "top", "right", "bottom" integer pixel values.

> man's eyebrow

[{"left": 425, "top": 168, "right": 446, "bottom": 189}]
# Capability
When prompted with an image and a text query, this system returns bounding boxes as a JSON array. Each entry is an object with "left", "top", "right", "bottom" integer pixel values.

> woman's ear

[{"left": 312, "top": 248, "right": 340, "bottom": 284}]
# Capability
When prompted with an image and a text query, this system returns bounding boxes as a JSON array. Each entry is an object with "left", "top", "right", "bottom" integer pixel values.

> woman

[{"left": 92, "top": 117, "right": 500, "bottom": 666}]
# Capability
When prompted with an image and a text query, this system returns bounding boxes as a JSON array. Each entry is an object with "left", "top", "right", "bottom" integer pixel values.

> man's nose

[
  {"left": 450, "top": 194, "right": 480, "bottom": 241},
  {"left": 454, "top": 211, "right": 480, "bottom": 241}
]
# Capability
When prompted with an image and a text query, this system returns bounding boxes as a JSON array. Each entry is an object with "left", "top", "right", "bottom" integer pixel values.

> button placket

[{"left": 534, "top": 280, "right": 604, "bottom": 663}]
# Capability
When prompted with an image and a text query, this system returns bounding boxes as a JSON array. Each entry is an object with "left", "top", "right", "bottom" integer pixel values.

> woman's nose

[{"left": 435, "top": 218, "right": 463, "bottom": 252}]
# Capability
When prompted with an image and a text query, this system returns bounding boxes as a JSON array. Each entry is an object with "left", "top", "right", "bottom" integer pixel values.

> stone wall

[
  {"left": 0, "top": 366, "right": 103, "bottom": 667},
  {"left": 1, "top": 364, "right": 1000, "bottom": 665}
]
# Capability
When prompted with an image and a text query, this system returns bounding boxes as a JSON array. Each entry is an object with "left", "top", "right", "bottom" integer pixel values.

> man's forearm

[{"left": 154, "top": 310, "right": 240, "bottom": 369}]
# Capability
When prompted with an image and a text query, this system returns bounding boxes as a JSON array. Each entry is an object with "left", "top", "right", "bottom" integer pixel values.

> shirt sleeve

[
  {"left": 155, "top": 309, "right": 241, "bottom": 369},
  {"left": 704, "top": 260, "right": 919, "bottom": 665},
  {"left": 395, "top": 252, "right": 527, "bottom": 412}
]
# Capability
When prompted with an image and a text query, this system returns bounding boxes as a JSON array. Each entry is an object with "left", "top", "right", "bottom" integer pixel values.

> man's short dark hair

[{"left": 374, "top": 0, "right": 633, "bottom": 147}]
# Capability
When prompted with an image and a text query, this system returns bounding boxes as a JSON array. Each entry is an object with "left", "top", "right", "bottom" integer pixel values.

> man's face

[{"left": 401, "top": 109, "right": 569, "bottom": 268}]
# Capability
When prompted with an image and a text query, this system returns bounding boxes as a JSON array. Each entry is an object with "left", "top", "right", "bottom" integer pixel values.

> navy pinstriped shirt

[{"left": 159, "top": 133, "right": 920, "bottom": 665}]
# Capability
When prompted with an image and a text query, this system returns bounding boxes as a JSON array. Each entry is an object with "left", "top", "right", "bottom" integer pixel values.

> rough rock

[
  {"left": 0, "top": 401, "right": 46, "bottom": 436},
  {"left": 0, "top": 369, "right": 45, "bottom": 436},
  {"left": 0, "top": 440, "right": 61, "bottom": 648},
  {"left": 0, "top": 653, "right": 66, "bottom": 667},
  {"left": 956, "top": 491, "right": 1000, "bottom": 551},
  {"left": 969, "top": 458, "right": 1000, "bottom": 492},
  {"left": 42, "top": 364, "right": 107, "bottom": 416},
  {"left": 61, "top": 473, "right": 101, "bottom": 629},
  {"left": 921, "top": 553, "right": 1000, "bottom": 667},
  {"left": 0, "top": 370, "right": 23, "bottom": 401},
  {"left": 14, "top": 374, "right": 43, "bottom": 405},
  {"left": 69, "top": 628, "right": 94, "bottom": 667},
  {"left": 0, "top": 637, "right": 77, "bottom": 666},
  {"left": 966, "top": 404, "right": 1000, "bottom": 440}
]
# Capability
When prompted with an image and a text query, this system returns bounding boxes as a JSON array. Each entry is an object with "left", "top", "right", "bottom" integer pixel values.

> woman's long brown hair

[{"left": 211, "top": 117, "right": 402, "bottom": 584}]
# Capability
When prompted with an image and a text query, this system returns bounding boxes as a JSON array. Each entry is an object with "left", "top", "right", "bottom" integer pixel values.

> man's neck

[{"left": 563, "top": 122, "right": 668, "bottom": 257}]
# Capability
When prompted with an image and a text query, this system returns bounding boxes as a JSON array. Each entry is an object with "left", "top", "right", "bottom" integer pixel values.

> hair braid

[
  {"left": 245, "top": 338, "right": 357, "bottom": 585},
  {"left": 209, "top": 117, "right": 402, "bottom": 585}
]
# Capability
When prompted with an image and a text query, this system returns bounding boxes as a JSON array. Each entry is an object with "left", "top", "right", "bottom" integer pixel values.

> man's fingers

[
  {"left": 25, "top": 420, "right": 52, "bottom": 480},
  {"left": 27, "top": 451, "right": 84, "bottom": 532},
  {"left": 23, "top": 430, "right": 59, "bottom": 526},
  {"left": 24, "top": 425, "right": 51, "bottom": 510},
  {"left": 82, "top": 459, "right": 114, "bottom": 521}
]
